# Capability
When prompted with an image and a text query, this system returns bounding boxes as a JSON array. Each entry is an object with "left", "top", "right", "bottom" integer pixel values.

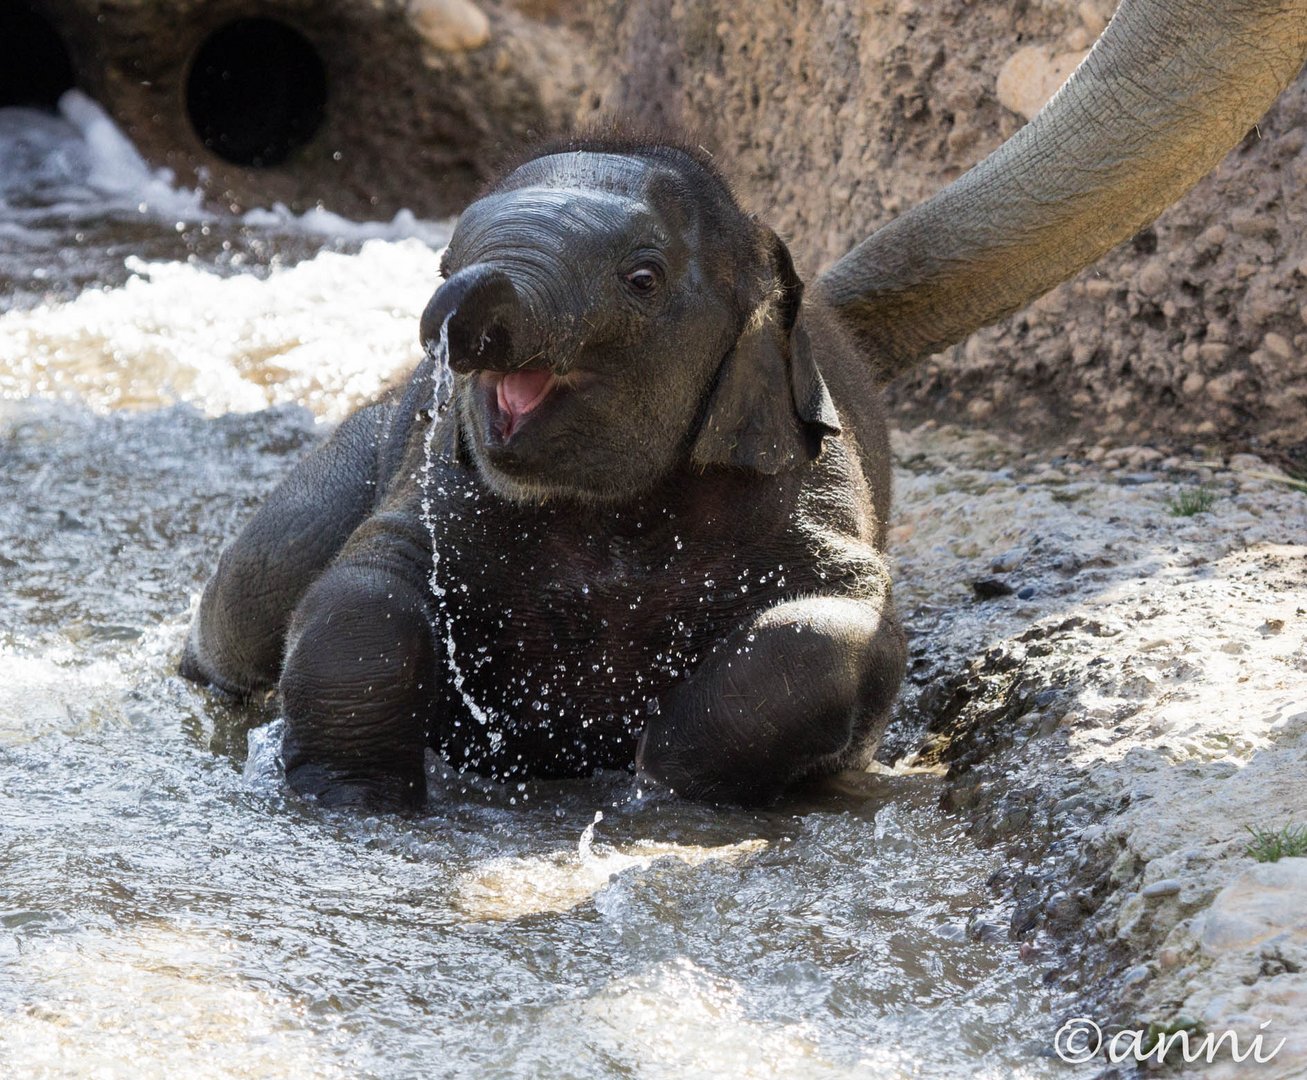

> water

[
  {"left": 416, "top": 318, "right": 502, "bottom": 745},
  {"left": 0, "top": 95, "right": 1078, "bottom": 1077}
]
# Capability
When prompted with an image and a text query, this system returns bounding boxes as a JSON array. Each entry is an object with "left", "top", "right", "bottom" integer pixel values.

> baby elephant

[
  {"left": 183, "top": 137, "right": 907, "bottom": 808},
  {"left": 182, "top": 0, "right": 1307, "bottom": 809}
]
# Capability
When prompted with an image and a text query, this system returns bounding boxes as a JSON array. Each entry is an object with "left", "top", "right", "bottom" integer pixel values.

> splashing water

[
  {"left": 0, "top": 90, "right": 451, "bottom": 312},
  {"left": 578, "top": 810, "right": 604, "bottom": 862},
  {"left": 0, "top": 96, "right": 1079, "bottom": 1079},
  {"left": 417, "top": 314, "right": 502, "bottom": 755}
]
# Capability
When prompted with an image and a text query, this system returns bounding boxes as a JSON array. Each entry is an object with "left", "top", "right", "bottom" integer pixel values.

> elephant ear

[{"left": 691, "top": 230, "right": 840, "bottom": 475}]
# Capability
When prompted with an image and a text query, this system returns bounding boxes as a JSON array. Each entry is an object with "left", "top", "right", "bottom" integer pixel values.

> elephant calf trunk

[{"left": 421, "top": 264, "right": 537, "bottom": 374}]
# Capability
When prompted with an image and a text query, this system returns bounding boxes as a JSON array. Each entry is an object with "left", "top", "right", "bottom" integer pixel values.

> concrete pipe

[
  {"left": 7, "top": 0, "right": 589, "bottom": 218},
  {"left": 0, "top": 0, "right": 78, "bottom": 109}
]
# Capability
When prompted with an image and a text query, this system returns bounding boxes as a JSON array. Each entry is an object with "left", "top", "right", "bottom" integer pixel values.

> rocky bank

[{"left": 886, "top": 421, "right": 1307, "bottom": 1073}]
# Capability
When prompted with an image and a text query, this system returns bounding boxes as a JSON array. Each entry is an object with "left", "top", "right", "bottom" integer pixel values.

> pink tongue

[{"left": 499, "top": 370, "right": 554, "bottom": 418}]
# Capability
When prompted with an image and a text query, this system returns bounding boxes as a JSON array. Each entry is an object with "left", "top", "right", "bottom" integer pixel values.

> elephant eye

[{"left": 623, "top": 265, "right": 660, "bottom": 295}]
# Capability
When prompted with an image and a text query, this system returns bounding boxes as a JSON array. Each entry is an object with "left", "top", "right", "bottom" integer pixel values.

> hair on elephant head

[{"left": 420, "top": 136, "right": 839, "bottom": 504}]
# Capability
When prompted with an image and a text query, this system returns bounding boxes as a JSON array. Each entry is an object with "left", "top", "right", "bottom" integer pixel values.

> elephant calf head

[{"left": 420, "top": 141, "right": 838, "bottom": 504}]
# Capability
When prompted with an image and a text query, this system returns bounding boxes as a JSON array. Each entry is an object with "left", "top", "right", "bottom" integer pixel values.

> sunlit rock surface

[{"left": 890, "top": 422, "right": 1307, "bottom": 1075}]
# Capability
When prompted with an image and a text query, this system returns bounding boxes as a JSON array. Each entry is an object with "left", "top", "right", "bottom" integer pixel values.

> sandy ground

[{"left": 887, "top": 422, "right": 1307, "bottom": 1074}]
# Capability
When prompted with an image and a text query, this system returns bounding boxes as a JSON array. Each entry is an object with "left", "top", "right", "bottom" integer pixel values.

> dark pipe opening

[
  {"left": 0, "top": 1, "right": 76, "bottom": 110},
  {"left": 186, "top": 18, "right": 327, "bottom": 168}
]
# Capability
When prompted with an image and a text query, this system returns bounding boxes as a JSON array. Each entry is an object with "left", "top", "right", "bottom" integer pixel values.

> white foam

[
  {"left": 58, "top": 89, "right": 203, "bottom": 216},
  {"left": 240, "top": 205, "right": 452, "bottom": 247},
  {"left": 0, "top": 240, "right": 446, "bottom": 420}
]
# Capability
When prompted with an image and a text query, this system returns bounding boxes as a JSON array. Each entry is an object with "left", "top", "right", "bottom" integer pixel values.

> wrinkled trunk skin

[
  {"left": 583, "top": 0, "right": 1307, "bottom": 455},
  {"left": 31, "top": 0, "right": 590, "bottom": 218}
]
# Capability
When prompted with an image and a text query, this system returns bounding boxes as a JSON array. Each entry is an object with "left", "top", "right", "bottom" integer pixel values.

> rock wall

[
  {"left": 25, "top": 0, "right": 587, "bottom": 218},
  {"left": 582, "top": 0, "right": 1307, "bottom": 455},
  {"left": 885, "top": 420, "right": 1307, "bottom": 1065},
  {"left": 13, "top": 0, "right": 1306, "bottom": 451}
]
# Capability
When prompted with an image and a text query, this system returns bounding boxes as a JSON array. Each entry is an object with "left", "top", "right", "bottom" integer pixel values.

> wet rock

[{"left": 1044, "top": 890, "right": 1084, "bottom": 930}]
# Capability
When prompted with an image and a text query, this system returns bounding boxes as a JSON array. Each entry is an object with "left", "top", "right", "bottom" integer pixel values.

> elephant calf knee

[{"left": 279, "top": 567, "right": 435, "bottom": 811}]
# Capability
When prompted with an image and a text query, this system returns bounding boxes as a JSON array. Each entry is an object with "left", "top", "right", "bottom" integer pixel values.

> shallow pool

[{"left": 0, "top": 93, "right": 1075, "bottom": 1078}]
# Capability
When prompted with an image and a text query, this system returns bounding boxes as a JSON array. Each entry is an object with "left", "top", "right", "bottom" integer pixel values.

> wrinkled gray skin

[
  {"left": 181, "top": 0, "right": 1307, "bottom": 810},
  {"left": 183, "top": 142, "right": 905, "bottom": 807}
]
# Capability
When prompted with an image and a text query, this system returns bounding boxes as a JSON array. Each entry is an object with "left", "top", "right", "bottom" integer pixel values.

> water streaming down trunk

[
  {"left": 419, "top": 314, "right": 503, "bottom": 752},
  {"left": 0, "top": 96, "right": 1077, "bottom": 1078}
]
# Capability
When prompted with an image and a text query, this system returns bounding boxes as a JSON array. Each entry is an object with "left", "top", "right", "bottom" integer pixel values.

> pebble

[
  {"left": 1136, "top": 260, "right": 1170, "bottom": 298},
  {"left": 990, "top": 547, "right": 1027, "bottom": 573},
  {"left": 1128, "top": 447, "right": 1164, "bottom": 466},
  {"left": 1157, "top": 947, "right": 1188, "bottom": 970},
  {"left": 1121, "top": 964, "right": 1151, "bottom": 986},
  {"left": 1141, "top": 878, "right": 1182, "bottom": 899},
  {"left": 1017, "top": 585, "right": 1037, "bottom": 600},
  {"left": 1263, "top": 332, "right": 1293, "bottom": 360},
  {"left": 408, "top": 0, "right": 491, "bottom": 52}
]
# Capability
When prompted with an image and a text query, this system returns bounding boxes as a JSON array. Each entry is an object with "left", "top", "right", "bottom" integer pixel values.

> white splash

[
  {"left": 578, "top": 810, "right": 604, "bottom": 861},
  {"left": 243, "top": 719, "right": 287, "bottom": 792},
  {"left": 0, "top": 240, "right": 444, "bottom": 420},
  {"left": 58, "top": 89, "right": 203, "bottom": 216},
  {"left": 1, "top": 90, "right": 452, "bottom": 243},
  {"left": 417, "top": 316, "right": 500, "bottom": 752}
]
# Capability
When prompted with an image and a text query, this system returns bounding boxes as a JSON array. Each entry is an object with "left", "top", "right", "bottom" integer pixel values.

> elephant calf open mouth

[{"left": 484, "top": 369, "right": 558, "bottom": 440}]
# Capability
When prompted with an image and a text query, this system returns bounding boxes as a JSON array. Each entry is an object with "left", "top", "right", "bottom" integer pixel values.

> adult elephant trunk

[{"left": 817, "top": 0, "right": 1307, "bottom": 379}]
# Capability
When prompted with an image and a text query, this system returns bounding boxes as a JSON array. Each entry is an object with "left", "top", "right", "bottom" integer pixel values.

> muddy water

[{"left": 0, "top": 96, "right": 1072, "bottom": 1077}]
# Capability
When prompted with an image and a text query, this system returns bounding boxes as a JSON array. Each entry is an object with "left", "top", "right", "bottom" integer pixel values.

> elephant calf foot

[{"left": 279, "top": 566, "right": 436, "bottom": 812}]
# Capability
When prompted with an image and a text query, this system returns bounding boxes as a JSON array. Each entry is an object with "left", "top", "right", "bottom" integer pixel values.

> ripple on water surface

[
  {"left": 0, "top": 401, "right": 1072, "bottom": 1078},
  {"left": 0, "top": 97, "right": 1078, "bottom": 1079}
]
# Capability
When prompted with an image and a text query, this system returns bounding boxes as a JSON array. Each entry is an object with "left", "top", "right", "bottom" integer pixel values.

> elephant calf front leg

[
  {"left": 636, "top": 597, "right": 906, "bottom": 805},
  {"left": 279, "top": 559, "right": 437, "bottom": 811}
]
